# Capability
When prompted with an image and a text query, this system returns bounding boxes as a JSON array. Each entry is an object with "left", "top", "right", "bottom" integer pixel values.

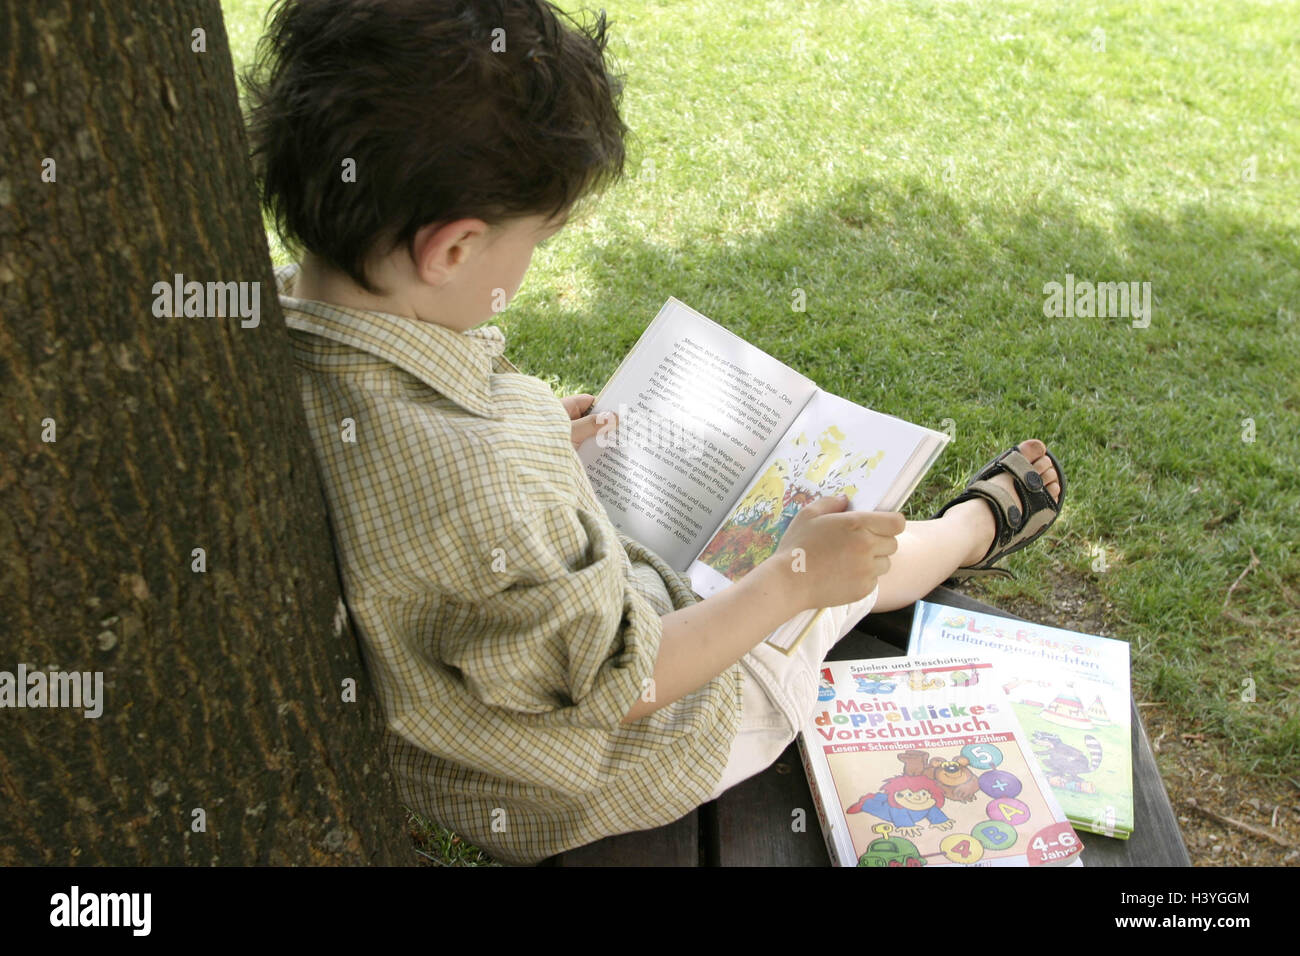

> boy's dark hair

[{"left": 242, "top": 0, "right": 628, "bottom": 292}]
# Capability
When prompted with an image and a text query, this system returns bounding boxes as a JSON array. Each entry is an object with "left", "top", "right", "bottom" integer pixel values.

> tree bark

[{"left": 0, "top": 0, "right": 412, "bottom": 865}]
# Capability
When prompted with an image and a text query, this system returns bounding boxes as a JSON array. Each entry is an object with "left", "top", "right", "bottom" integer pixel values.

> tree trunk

[{"left": 0, "top": 0, "right": 412, "bottom": 865}]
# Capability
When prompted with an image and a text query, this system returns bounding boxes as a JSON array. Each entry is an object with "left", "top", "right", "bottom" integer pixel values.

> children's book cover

[
  {"left": 907, "top": 601, "right": 1134, "bottom": 839},
  {"left": 798, "top": 655, "right": 1084, "bottom": 867}
]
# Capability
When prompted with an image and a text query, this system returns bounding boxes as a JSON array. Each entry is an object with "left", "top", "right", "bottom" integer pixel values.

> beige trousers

[{"left": 708, "top": 583, "right": 883, "bottom": 800}]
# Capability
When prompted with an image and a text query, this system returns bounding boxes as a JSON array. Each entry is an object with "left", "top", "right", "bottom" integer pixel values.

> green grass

[
  {"left": 405, "top": 809, "right": 500, "bottom": 867},
  {"left": 221, "top": 0, "right": 1300, "bottom": 862}
]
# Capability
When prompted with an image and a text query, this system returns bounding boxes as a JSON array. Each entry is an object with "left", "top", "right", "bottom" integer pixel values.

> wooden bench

[{"left": 543, "top": 585, "right": 1190, "bottom": 867}]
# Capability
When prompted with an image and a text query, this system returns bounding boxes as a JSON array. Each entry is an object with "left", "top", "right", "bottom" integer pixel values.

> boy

[{"left": 246, "top": 0, "right": 1063, "bottom": 865}]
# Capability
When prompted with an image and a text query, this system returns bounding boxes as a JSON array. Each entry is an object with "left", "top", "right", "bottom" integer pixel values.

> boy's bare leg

[
  {"left": 869, "top": 439, "right": 1063, "bottom": 614},
  {"left": 869, "top": 509, "right": 990, "bottom": 613}
]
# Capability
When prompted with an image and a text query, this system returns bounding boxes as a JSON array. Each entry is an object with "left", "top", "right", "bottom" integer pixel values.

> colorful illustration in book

[
  {"left": 1032, "top": 731, "right": 1102, "bottom": 793},
  {"left": 1087, "top": 697, "right": 1111, "bottom": 725},
  {"left": 950, "top": 669, "right": 979, "bottom": 687},
  {"left": 853, "top": 674, "right": 898, "bottom": 695},
  {"left": 856, "top": 825, "right": 927, "bottom": 867},
  {"left": 907, "top": 669, "right": 945, "bottom": 691},
  {"left": 844, "top": 749, "right": 991, "bottom": 836},
  {"left": 831, "top": 740, "right": 1072, "bottom": 865},
  {"left": 1003, "top": 676, "right": 1051, "bottom": 703},
  {"left": 697, "top": 425, "right": 885, "bottom": 582},
  {"left": 922, "top": 752, "right": 982, "bottom": 803},
  {"left": 1041, "top": 686, "right": 1092, "bottom": 728},
  {"left": 818, "top": 676, "right": 837, "bottom": 702},
  {"left": 846, "top": 774, "right": 954, "bottom": 837}
]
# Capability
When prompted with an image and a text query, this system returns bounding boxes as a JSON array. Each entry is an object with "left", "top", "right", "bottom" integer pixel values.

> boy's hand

[
  {"left": 561, "top": 393, "right": 618, "bottom": 451},
  {"left": 768, "top": 493, "right": 905, "bottom": 611}
]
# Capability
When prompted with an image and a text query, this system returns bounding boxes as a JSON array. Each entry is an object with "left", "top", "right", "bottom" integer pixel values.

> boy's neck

[{"left": 294, "top": 252, "right": 419, "bottom": 322}]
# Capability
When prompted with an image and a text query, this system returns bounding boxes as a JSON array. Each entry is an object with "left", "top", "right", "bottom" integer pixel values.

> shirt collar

[{"left": 275, "top": 263, "right": 510, "bottom": 419}]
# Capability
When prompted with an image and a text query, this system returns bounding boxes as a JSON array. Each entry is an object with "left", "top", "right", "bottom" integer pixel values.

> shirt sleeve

[
  {"left": 445, "top": 506, "right": 662, "bottom": 726},
  {"left": 404, "top": 435, "right": 662, "bottom": 729}
]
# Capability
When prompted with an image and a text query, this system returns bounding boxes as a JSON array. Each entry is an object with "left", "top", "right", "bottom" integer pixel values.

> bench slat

[
  {"left": 705, "top": 742, "right": 829, "bottom": 866},
  {"left": 543, "top": 810, "right": 700, "bottom": 866}
]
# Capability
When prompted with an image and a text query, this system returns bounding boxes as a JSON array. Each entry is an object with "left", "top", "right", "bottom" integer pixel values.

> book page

[
  {"left": 688, "top": 388, "right": 947, "bottom": 601},
  {"left": 577, "top": 298, "right": 817, "bottom": 571}
]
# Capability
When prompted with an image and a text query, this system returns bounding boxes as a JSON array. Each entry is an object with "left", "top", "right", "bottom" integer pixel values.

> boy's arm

[{"left": 621, "top": 559, "right": 809, "bottom": 724}]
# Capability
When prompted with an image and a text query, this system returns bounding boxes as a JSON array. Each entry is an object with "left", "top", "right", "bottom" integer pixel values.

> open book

[{"left": 577, "top": 298, "right": 950, "bottom": 652}]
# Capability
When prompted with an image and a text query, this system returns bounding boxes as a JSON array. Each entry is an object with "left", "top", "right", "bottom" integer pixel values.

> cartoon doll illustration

[{"left": 845, "top": 775, "right": 954, "bottom": 838}]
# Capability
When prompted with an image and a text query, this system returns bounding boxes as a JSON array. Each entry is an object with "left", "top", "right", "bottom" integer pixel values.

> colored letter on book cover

[
  {"left": 798, "top": 655, "right": 1083, "bottom": 867},
  {"left": 907, "top": 600, "right": 1134, "bottom": 839}
]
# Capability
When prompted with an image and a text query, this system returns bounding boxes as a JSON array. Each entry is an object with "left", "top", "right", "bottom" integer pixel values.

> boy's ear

[{"left": 412, "top": 218, "right": 490, "bottom": 286}]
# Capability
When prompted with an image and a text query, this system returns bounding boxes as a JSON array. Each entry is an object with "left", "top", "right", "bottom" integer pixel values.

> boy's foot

[{"left": 947, "top": 439, "right": 1062, "bottom": 569}]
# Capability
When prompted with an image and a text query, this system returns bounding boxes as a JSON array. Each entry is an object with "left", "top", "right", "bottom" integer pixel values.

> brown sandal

[{"left": 931, "top": 445, "right": 1066, "bottom": 585}]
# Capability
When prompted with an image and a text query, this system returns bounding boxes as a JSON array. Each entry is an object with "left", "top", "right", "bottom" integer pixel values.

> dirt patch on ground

[
  {"left": 965, "top": 563, "right": 1299, "bottom": 866},
  {"left": 1142, "top": 709, "right": 1299, "bottom": 866},
  {"left": 983, "top": 560, "right": 1117, "bottom": 638}
]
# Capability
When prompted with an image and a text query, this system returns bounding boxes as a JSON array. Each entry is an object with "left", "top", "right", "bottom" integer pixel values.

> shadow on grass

[{"left": 512, "top": 175, "right": 1299, "bottom": 781}]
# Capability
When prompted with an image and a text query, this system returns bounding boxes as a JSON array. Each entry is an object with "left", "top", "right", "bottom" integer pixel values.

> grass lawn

[{"left": 222, "top": 0, "right": 1299, "bottom": 864}]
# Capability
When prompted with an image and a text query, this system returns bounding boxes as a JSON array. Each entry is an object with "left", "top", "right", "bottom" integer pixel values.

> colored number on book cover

[
  {"left": 986, "top": 797, "right": 1030, "bottom": 825},
  {"left": 977, "top": 769, "right": 1022, "bottom": 799},
  {"left": 961, "top": 743, "right": 1002, "bottom": 769},
  {"left": 940, "top": 833, "right": 984, "bottom": 864},
  {"left": 1092, "top": 805, "right": 1117, "bottom": 836},
  {"left": 971, "top": 820, "right": 1017, "bottom": 850},
  {"left": 1027, "top": 822, "right": 1083, "bottom": 866}
]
